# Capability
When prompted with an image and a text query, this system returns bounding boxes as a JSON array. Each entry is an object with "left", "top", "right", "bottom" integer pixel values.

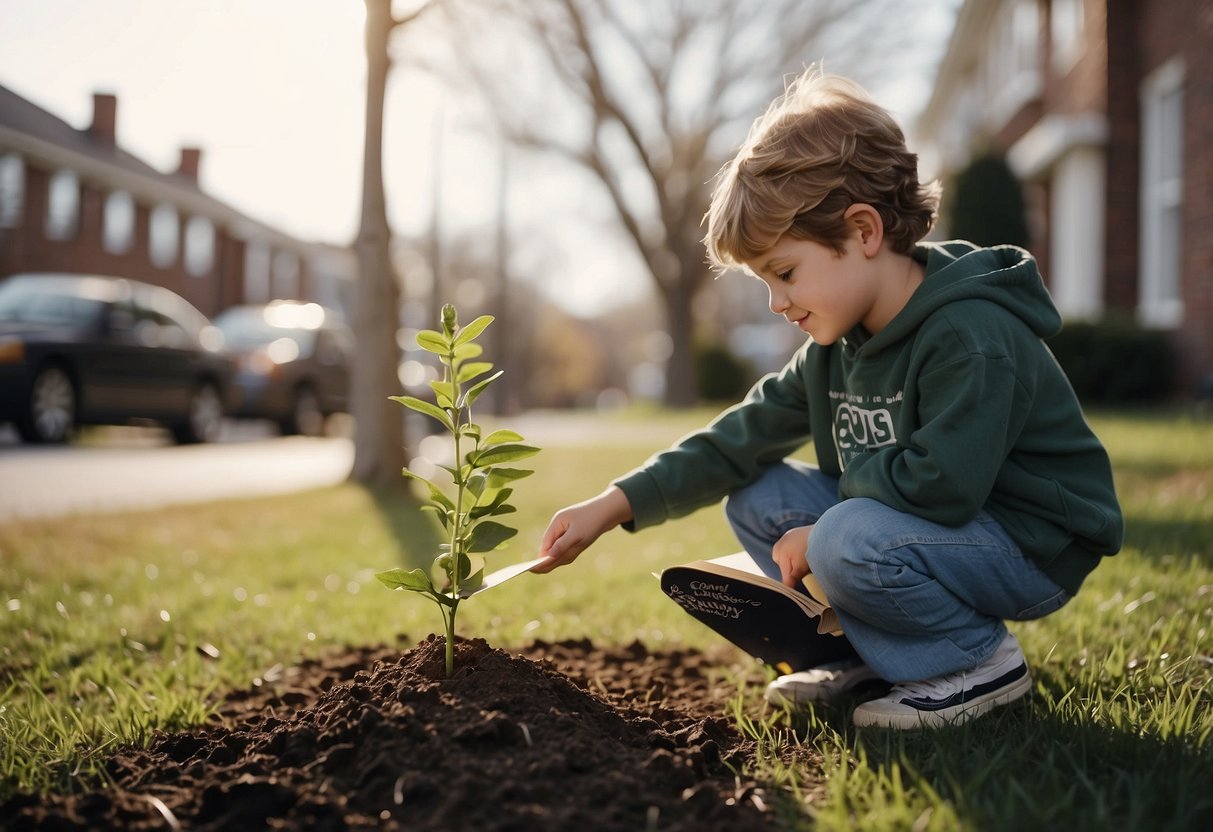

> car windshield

[
  {"left": 214, "top": 308, "right": 317, "bottom": 353},
  {"left": 0, "top": 280, "right": 107, "bottom": 326}
]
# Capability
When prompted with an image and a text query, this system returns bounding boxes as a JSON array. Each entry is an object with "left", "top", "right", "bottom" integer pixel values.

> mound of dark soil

[{"left": 3, "top": 637, "right": 779, "bottom": 831}]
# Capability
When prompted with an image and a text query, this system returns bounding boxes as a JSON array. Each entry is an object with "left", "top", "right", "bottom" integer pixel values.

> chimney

[
  {"left": 90, "top": 93, "right": 117, "bottom": 144},
  {"left": 177, "top": 147, "right": 202, "bottom": 182}
]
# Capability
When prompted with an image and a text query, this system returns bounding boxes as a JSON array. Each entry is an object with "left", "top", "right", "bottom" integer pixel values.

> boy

[{"left": 531, "top": 68, "right": 1123, "bottom": 729}]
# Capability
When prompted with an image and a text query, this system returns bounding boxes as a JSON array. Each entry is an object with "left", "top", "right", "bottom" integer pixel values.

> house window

[
  {"left": 184, "top": 216, "right": 215, "bottom": 276},
  {"left": 149, "top": 203, "right": 179, "bottom": 267},
  {"left": 272, "top": 249, "right": 300, "bottom": 299},
  {"left": 103, "top": 191, "right": 135, "bottom": 253},
  {"left": 1051, "top": 0, "right": 1085, "bottom": 71},
  {"left": 986, "top": 0, "right": 1040, "bottom": 120},
  {"left": 1139, "top": 58, "right": 1185, "bottom": 328},
  {"left": 243, "top": 239, "right": 271, "bottom": 302},
  {"left": 0, "top": 153, "right": 23, "bottom": 228},
  {"left": 45, "top": 169, "right": 80, "bottom": 240}
]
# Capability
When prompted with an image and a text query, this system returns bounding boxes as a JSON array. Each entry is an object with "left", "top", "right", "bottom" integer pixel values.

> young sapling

[{"left": 375, "top": 304, "right": 539, "bottom": 677}]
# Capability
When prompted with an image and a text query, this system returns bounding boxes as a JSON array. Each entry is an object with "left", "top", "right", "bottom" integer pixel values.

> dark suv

[
  {"left": 0, "top": 273, "right": 232, "bottom": 444},
  {"left": 212, "top": 301, "right": 352, "bottom": 436}
]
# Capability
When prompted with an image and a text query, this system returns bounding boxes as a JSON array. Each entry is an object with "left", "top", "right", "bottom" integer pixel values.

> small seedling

[{"left": 376, "top": 304, "right": 539, "bottom": 677}]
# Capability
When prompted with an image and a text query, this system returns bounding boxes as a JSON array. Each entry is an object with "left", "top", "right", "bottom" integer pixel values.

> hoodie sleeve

[
  {"left": 838, "top": 323, "right": 1029, "bottom": 526},
  {"left": 613, "top": 346, "right": 815, "bottom": 531}
]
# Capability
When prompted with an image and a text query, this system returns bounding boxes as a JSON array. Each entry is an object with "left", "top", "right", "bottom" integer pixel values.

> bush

[
  {"left": 695, "top": 342, "right": 757, "bottom": 402},
  {"left": 1047, "top": 316, "right": 1177, "bottom": 404},
  {"left": 946, "top": 153, "right": 1031, "bottom": 249}
]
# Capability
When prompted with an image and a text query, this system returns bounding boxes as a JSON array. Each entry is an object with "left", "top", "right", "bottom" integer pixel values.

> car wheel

[
  {"left": 172, "top": 382, "right": 223, "bottom": 444},
  {"left": 280, "top": 385, "right": 324, "bottom": 437},
  {"left": 277, "top": 388, "right": 325, "bottom": 439},
  {"left": 17, "top": 364, "right": 76, "bottom": 444}
]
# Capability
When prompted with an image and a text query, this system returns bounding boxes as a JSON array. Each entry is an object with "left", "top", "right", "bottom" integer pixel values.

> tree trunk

[
  {"left": 661, "top": 277, "right": 698, "bottom": 408},
  {"left": 351, "top": 0, "right": 408, "bottom": 488}
]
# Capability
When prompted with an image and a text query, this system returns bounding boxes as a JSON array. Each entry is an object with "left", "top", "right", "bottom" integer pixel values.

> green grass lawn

[{"left": 2, "top": 408, "right": 1210, "bottom": 830}]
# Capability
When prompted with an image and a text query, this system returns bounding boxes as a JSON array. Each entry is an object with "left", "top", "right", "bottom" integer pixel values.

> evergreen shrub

[
  {"left": 947, "top": 153, "right": 1031, "bottom": 249},
  {"left": 695, "top": 341, "right": 757, "bottom": 402},
  {"left": 1047, "top": 316, "right": 1177, "bottom": 403}
]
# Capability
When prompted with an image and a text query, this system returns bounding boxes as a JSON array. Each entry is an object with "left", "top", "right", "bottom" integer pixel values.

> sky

[{"left": 0, "top": 0, "right": 958, "bottom": 316}]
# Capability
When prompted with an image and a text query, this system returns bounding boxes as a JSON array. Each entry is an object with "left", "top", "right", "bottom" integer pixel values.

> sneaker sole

[
  {"left": 765, "top": 673, "right": 889, "bottom": 707},
  {"left": 852, "top": 668, "right": 1032, "bottom": 730}
]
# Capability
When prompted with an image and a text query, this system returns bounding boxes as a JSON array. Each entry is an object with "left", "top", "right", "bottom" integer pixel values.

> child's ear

[{"left": 844, "top": 204, "right": 884, "bottom": 257}]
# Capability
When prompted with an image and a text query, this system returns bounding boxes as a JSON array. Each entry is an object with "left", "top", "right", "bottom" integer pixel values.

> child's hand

[
  {"left": 532, "top": 486, "right": 633, "bottom": 574},
  {"left": 773, "top": 525, "right": 814, "bottom": 588}
]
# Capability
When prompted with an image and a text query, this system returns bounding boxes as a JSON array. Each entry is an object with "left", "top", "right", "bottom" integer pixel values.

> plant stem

[
  {"left": 444, "top": 602, "right": 457, "bottom": 678},
  {"left": 445, "top": 341, "right": 464, "bottom": 677}
]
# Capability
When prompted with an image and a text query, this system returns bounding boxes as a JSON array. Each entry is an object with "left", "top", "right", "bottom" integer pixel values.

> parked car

[
  {"left": 212, "top": 301, "right": 352, "bottom": 436},
  {"left": 0, "top": 273, "right": 232, "bottom": 444}
]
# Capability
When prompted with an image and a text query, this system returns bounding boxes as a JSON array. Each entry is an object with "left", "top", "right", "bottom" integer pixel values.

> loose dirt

[{"left": 2, "top": 637, "right": 786, "bottom": 831}]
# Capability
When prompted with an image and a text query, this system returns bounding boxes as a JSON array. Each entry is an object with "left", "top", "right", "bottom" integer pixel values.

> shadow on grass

[
  {"left": 783, "top": 684, "right": 1213, "bottom": 832},
  {"left": 361, "top": 483, "right": 443, "bottom": 572},
  {"left": 1122, "top": 516, "right": 1213, "bottom": 567}
]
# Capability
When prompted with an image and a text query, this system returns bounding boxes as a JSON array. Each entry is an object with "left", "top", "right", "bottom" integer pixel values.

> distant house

[
  {"left": 0, "top": 85, "right": 354, "bottom": 318},
  {"left": 915, "top": 0, "right": 1212, "bottom": 395}
]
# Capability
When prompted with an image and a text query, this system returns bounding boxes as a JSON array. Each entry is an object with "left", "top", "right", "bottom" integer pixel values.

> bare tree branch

[{"left": 432, "top": 0, "right": 917, "bottom": 405}]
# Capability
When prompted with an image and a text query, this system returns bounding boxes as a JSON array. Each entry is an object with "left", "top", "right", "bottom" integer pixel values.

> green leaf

[
  {"left": 461, "top": 370, "right": 505, "bottom": 409},
  {"left": 416, "top": 329, "right": 450, "bottom": 354},
  {"left": 425, "top": 484, "right": 456, "bottom": 513},
  {"left": 457, "top": 552, "right": 474, "bottom": 583},
  {"left": 461, "top": 567, "right": 485, "bottom": 594},
  {"left": 482, "top": 429, "right": 524, "bottom": 446},
  {"left": 467, "top": 521, "right": 518, "bottom": 553},
  {"left": 419, "top": 504, "right": 450, "bottom": 529},
  {"left": 488, "top": 467, "right": 534, "bottom": 487},
  {"left": 473, "top": 443, "right": 540, "bottom": 467},
  {"left": 454, "top": 315, "right": 494, "bottom": 346},
  {"left": 389, "top": 396, "right": 454, "bottom": 431},
  {"left": 466, "top": 471, "right": 488, "bottom": 498},
  {"left": 469, "top": 487, "right": 512, "bottom": 519},
  {"left": 429, "top": 380, "right": 456, "bottom": 409},
  {"left": 375, "top": 568, "right": 435, "bottom": 594},
  {"left": 399, "top": 467, "right": 436, "bottom": 490},
  {"left": 453, "top": 341, "right": 483, "bottom": 361},
  {"left": 456, "top": 362, "right": 494, "bottom": 384},
  {"left": 471, "top": 500, "right": 516, "bottom": 520}
]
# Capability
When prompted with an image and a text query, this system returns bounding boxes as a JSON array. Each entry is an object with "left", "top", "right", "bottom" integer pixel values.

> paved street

[
  {"left": 0, "top": 409, "right": 698, "bottom": 522},
  {"left": 0, "top": 422, "right": 353, "bottom": 521}
]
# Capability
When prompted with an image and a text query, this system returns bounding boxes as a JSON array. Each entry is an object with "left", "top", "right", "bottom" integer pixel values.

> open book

[{"left": 659, "top": 553, "right": 858, "bottom": 673}]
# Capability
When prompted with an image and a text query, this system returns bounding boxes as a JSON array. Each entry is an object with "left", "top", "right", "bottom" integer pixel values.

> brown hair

[{"left": 704, "top": 67, "right": 940, "bottom": 268}]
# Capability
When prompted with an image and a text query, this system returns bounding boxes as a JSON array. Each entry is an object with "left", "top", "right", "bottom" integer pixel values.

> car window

[
  {"left": 325, "top": 327, "right": 355, "bottom": 362},
  {"left": 214, "top": 309, "right": 319, "bottom": 355},
  {"left": 0, "top": 280, "right": 106, "bottom": 326},
  {"left": 214, "top": 309, "right": 284, "bottom": 348},
  {"left": 315, "top": 330, "right": 348, "bottom": 364},
  {"left": 136, "top": 285, "right": 208, "bottom": 348}
]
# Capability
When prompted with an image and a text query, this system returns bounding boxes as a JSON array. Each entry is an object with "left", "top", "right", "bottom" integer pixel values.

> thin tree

[
  {"left": 443, "top": 0, "right": 908, "bottom": 406},
  {"left": 351, "top": 0, "right": 439, "bottom": 486}
]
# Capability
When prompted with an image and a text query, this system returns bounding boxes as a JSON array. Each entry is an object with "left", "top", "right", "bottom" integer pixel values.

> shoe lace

[{"left": 894, "top": 669, "right": 965, "bottom": 700}]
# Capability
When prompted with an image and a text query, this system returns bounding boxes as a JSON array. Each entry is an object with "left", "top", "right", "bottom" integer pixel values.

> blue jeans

[{"left": 724, "top": 461, "right": 1071, "bottom": 682}]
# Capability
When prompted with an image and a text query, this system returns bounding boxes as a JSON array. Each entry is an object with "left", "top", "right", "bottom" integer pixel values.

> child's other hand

[
  {"left": 532, "top": 486, "right": 633, "bottom": 574},
  {"left": 773, "top": 525, "right": 814, "bottom": 588}
]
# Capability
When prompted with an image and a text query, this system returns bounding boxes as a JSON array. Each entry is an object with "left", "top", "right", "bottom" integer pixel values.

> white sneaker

[
  {"left": 852, "top": 632, "right": 1032, "bottom": 730},
  {"left": 764, "top": 660, "right": 885, "bottom": 707}
]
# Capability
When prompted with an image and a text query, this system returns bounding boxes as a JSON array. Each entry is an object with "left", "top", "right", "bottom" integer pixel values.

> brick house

[
  {"left": 915, "top": 0, "right": 1212, "bottom": 395},
  {"left": 0, "top": 85, "right": 354, "bottom": 319}
]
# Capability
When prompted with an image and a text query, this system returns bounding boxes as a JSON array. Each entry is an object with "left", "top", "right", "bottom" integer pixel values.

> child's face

[{"left": 744, "top": 232, "right": 879, "bottom": 345}]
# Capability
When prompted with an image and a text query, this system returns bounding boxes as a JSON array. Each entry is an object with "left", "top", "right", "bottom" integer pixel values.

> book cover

[{"left": 659, "top": 552, "right": 857, "bottom": 673}]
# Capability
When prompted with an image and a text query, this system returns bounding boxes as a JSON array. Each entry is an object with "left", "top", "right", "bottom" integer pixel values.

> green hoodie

[{"left": 615, "top": 241, "right": 1123, "bottom": 594}]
